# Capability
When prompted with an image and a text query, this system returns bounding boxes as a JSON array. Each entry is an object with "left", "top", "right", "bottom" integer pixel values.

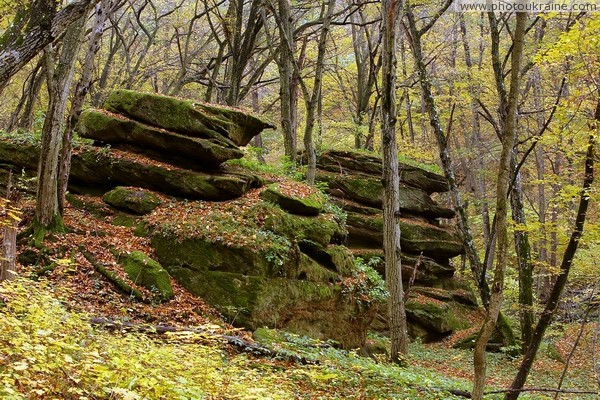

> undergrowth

[{"left": 0, "top": 278, "right": 473, "bottom": 399}]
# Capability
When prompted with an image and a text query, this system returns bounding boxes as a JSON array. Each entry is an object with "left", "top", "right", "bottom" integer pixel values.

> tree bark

[
  {"left": 303, "top": 0, "right": 335, "bottom": 185},
  {"left": 1, "top": 172, "right": 19, "bottom": 282},
  {"left": 472, "top": 12, "right": 527, "bottom": 400},
  {"left": 381, "top": 0, "right": 408, "bottom": 362},
  {"left": 510, "top": 151, "right": 534, "bottom": 352},
  {"left": 34, "top": 10, "right": 89, "bottom": 244},
  {"left": 0, "top": 0, "right": 94, "bottom": 92},
  {"left": 58, "top": 0, "right": 113, "bottom": 214},
  {"left": 276, "top": 0, "right": 298, "bottom": 162}
]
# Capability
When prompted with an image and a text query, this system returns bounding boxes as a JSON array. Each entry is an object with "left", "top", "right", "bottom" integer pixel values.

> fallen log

[
  {"left": 89, "top": 317, "right": 316, "bottom": 365},
  {"left": 82, "top": 250, "right": 146, "bottom": 303}
]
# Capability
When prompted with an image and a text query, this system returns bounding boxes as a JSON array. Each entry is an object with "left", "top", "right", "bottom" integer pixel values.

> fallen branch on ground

[
  {"left": 81, "top": 250, "right": 146, "bottom": 303},
  {"left": 485, "top": 388, "right": 598, "bottom": 396},
  {"left": 89, "top": 317, "right": 316, "bottom": 365}
]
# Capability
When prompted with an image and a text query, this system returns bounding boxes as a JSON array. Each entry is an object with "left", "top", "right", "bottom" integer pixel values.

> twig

[{"left": 486, "top": 388, "right": 598, "bottom": 395}]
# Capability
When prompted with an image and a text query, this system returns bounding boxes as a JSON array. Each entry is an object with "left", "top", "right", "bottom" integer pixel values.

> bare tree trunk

[
  {"left": 506, "top": 103, "right": 597, "bottom": 400},
  {"left": 33, "top": 10, "right": 88, "bottom": 245},
  {"left": 7, "top": 58, "right": 45, "bottom": 132},
  {"left": 381, "top": 0, "right": 408, "bottom": 362},
  {"left": 510, "top": 151, "right": 534, "bottom": 351},
  {"left": 251, "top": 88, "right": 266, "bottom": 164},
  {"left": 58, "top": 0, "right": 113, "bottom": 214},
  {"left": 405, "top": 3, "right": 490, "bottom": 307},
  {"left": 303, "top": 0, "right": 335, "bottom": 185},
  {"left": 1, "top": 172, "right": 19, "bottom": 282},
  {"left": 276, "top": 0, "right": 297, "bottom": 162},
  {"left": 472, "top": 12, "right": 527, "bottom": 400}
]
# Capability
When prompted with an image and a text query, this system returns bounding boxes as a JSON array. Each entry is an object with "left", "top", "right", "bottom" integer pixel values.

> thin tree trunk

[
  {"left": 405, "top": 5, "right": 489, "bottom": 307},
  {"left": 506, "top": 103, "right": 597, "bottom": 399},
  {"left": 58, "top": 0, "right": 113, "bottom": 214},
  {"left": 381, "top": 0, "right": 408, "bottom": 362},
  {"left": 303, "top": 0, "right": 335, "bottom": 185},
  {"left": 472, "top": 12, "right": 527, "bottom": 400},
  {"left": 7, "top": 58, "right": 45, "bottom": 132},
  {"left": 510, "top": 151, "right": 534, "bottom": 352},
  {"left": 276, "top": 0, "right": 297, "bottom": 162},
  {"left": 1, "top": 171, "right": 19, "bottom": 282},
  {"left": 251, "top": 88, "right": 266, "bottom": 164}
]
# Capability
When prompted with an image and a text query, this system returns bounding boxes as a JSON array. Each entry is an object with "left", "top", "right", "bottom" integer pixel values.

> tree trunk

[
  {"left": 0, "top": 0, "right": 93, "bottom": 92},
  {"left": 7, "top": 58, "right": 45, "bottom": 132},
  {"left": 34, "top": 11, "right": 88, "bottom": 244},
  {"left": 1, "top": 172, "right": 19, "bottom": 282},
  {"left": 303, "top": 0, "right": 335, "bottom": 185},
  {"left": 381, "top": 0, "right": 408, "bottom": 362},
  {"left": 58, "top": 0, "right": 113, "bottom": 214},
  {"left": 506, "top": 103, "right": 597, "bottom": 400},
  {"left": 472, "top": 12, "right": 527, "bottom": 400},
  {"left": 276, "top": 0, "right": 298, "bottom": 163},
  {"left": 510, "top": 151, "right": 534, "bottom": 352},
  {"left": 405, "top": 5, "right": 489, "bottom": 307}
]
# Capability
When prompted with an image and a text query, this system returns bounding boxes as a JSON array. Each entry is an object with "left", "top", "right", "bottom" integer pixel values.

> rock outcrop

[
  {"left": 0, "top": 90, "right": 478, "bottom": 346},
  {"left": 311, "top": 150, "right": 477, "bottom": 341}
]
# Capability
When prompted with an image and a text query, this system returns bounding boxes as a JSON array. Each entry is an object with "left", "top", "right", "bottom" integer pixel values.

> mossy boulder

[
  {"left": 150, "top": 233, "right": 277, "bottom": 277},
  {"left": 298, "top": 241, "right": 356, "bottom": 276},
  {"left": 147, "top": 195, "right": 375, "bottom": 348},
  {"left": 353, "top": 249, "right": 455, "bottom": 284},
  {"left": 116, "top": 251, "right": 174, "bottom": 301},
  {"left": 77, "top": 109, "right": 243, "bottom": 169},
  {"left": 163, "top": 265, "right": 374, "bottom": 348},
  {"left": 263, "top": 204, "right": 346, "bottom": 247},
  {"left": 405, "top": 295, "right": 466, "bottom": 335},
  {"left": 260, "top": 183, "right": 324, "bottom": 216},
  {"left": 104, "top": 89, "right": 274, "bottom": 146},
  {"left": 103, "top": 186, "right": 162, "bottom": 215}
]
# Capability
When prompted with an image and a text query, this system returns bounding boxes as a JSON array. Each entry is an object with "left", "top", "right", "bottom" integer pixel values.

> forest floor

[{"left": 1, "top": 193, "right": 598, "bottom": 399}]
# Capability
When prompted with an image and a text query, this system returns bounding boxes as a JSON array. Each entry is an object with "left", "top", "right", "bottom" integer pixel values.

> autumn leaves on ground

[{"left": 1, "top": 177, "right": 597, "bottom": 399}]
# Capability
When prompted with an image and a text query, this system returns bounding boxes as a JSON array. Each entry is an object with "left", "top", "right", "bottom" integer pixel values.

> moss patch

[
  {"left": 260, "top": 183, "right": 324, "bottom": 216},
  {"left": 116, "top": 251, "right": 174, "bottom": 301},
  {"left": 103, "top": 186, "right": 162, "bottom": 215}
]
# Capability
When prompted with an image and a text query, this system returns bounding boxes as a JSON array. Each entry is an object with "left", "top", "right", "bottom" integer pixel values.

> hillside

[{"left": 1, "top": 191, "right": 597, "bottom": 399}]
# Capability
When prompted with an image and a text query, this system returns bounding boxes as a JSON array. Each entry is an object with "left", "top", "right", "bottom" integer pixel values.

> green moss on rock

[
  {"left": 150, "top": 233, "right": 277, "bottom": 276},
  {"left": 263, "top": 203, "right": 345, "bottom": 247},
  {"left": 103, "top": 187, "right": 162, "bottom": 215},
  {"left": 103, "top": 89, "right": 274, "bottom": 146},
  {"left": 116, "top": 251, "right": 174, "bottom": 301},
  {"left": 77, "top": 109, "right": 243, "bottom": 168},
  {"left": 260, "top": 183, "right": 324, "bottom": 216},
  {"left": 405, "top": 296, "right": 464, "bottom": 334}
]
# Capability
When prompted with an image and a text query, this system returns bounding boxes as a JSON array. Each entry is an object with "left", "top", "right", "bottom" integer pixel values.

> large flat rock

[
  {"left": 0, "top": 138, "right": 262, "bottom": 201},
  {"left": 104, "top": 89, "right": 274, "bottom": 146},
  {"left": 77, "top": 109, "right": 243, "bottom": 169},
  {"left": 345, "top": 212, "right": 464, "bottom": 259},
  {"left": 317, "top": 150, "right": 449, "bottom": 193},
  {"left": 319, "top": 171, "right": 455, "bottom": 219}
]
